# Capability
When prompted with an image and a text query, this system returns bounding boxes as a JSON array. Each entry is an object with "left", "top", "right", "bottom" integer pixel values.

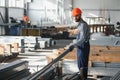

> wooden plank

[
  {"left": 89, "top": 53, "right": 120, "bottom": 62},
  {"left": 5, "top": 44, "right": 11, "bottom": 56},
  {"left": 90, "top": 46, "right": 120, "bottom": 54},
  {"left": 90, "top": 46, "right": 109, "bottom": 51},
  {"left": 13, "top": 43, "right": 19, "bottom": 52},
  {"left": 88, "top": 61, "right": 92, "bottom": 67},
  {"left": 0, "top": 45, "right": 5, "bottom": 57},
  {"left": 90, "top": 50, "right": 120, "bottom": 54},
  {"left": 90, "top": 45, "right": 120, "bottom": 51},
  {"left": 89, "top": 55, "right": 105, "bottom": 62}
]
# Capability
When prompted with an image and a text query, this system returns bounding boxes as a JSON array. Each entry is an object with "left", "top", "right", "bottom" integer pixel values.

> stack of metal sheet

[
  {"left": 101, "top": 71, "right": 120, "bottom": 80},
  {"left": 0, "top": 60, "right": 30, "bottom": 80}
]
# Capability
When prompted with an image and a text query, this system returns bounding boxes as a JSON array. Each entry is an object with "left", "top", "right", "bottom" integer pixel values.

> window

[
  {"left": 0, "top": 0, "right": 5, "bottom": 6},
  {"left": 9, "top": 0, "right": 24, "bottom": 8}
]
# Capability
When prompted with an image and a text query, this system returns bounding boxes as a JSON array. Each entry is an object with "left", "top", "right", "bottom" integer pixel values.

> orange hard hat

[{"left": 72, "top": 8, "right": 82, "bottom": 17}]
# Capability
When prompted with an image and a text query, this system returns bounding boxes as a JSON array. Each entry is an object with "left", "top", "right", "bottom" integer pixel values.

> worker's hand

[
  {"left": 74, "top": 29, "right": 78, "bottom": 34},
  {"left": 69, "top": 44, "right": 74, "bottom": 51}
]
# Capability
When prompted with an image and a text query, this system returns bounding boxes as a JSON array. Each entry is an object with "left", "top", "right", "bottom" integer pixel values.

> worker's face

[{"left": 74, "top": 14, "right": 81, "bottom": 22}]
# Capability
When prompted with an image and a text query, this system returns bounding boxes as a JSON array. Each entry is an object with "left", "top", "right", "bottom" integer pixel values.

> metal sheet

[
  {"left": 88, "top": 67, "right": 120, "bottom": 76},
  {"left": 0, "top": 60, "right": 28, "bottom": 80},
  {"left": 92, "top": 62, "right": 120, "bottom": 68},
  {"left": 106, "top": 62, "right": 120, "bottom": 68},
  {"left": 92, "top": 62, "right": 106, "bottom": 67}
]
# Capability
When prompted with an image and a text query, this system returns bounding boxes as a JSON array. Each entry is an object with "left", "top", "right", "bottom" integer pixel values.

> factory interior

[{"left": 0, "top": 0, "right": 120, "bottom": 80}]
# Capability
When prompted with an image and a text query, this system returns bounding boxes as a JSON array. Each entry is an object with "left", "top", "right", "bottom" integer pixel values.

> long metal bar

[
  {"left": 27, "top": 48, "right": 71, "bottom": 80},
  {"left": 102, "top": 71, "right": 120, "bottom": 80},
  {"left": 65, "top": 72, "right": 79, "bottom": 80},
  {"left": 110, "top": 71, "right": 120, "bottom": 80}
]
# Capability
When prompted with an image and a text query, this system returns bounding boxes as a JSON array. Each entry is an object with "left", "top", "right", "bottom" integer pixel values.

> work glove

[{"left": 69, "top": 44, "right": 74, "bottom": 51}]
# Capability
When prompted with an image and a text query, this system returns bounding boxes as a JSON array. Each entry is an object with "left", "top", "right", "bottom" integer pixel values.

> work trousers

[{"left": 77, "top": 42, "right": 90, "bottom": 79}]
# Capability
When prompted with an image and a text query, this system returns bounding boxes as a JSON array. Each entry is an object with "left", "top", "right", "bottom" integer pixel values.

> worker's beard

[{"left": 75, "top": 16, "right": 81, "bottom": 22}]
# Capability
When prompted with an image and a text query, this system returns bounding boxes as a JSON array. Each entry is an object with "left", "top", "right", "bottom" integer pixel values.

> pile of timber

[
  {"left": 46, "top": 45, "right": 120, "bottom": 78},
  {"left": 89, "top": 45, "right": 120, "bottom": 63},
  {"left": 88, "top": 45, "right": 120, "bottom": 78},
  {"left": 46, "top": 45, "right": 120, "bottom": 62},
  {"left": 0, "top": 43, "right": 19, "bottom": 62}
]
